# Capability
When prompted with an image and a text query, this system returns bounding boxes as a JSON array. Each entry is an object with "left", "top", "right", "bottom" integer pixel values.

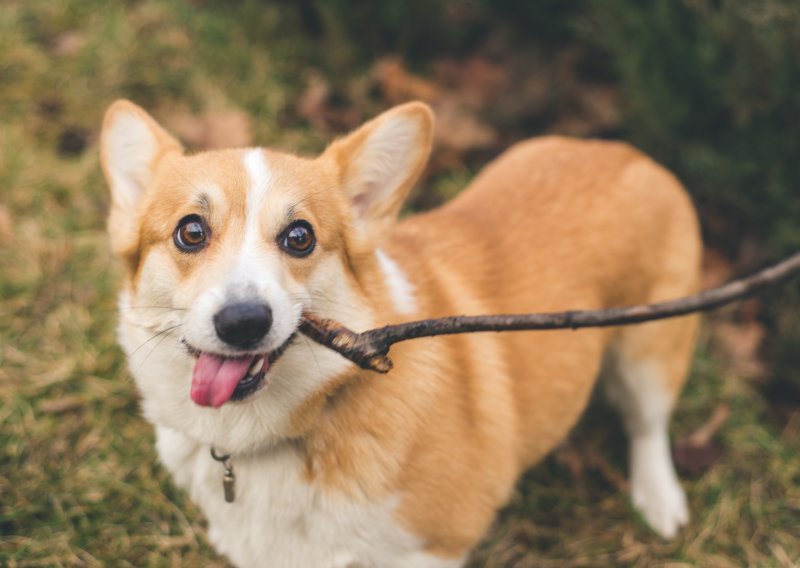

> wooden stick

[{"left": 300, "top": 251, "right": 800, "bottom": 372}]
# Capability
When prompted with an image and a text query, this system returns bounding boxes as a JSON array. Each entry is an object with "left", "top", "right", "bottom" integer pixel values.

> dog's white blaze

[
  {"left": 376, "top": 249, "right": 417, "bottom": 315},
  {"left": 243, "top": 148, "right": 272, "bottom": 234}
]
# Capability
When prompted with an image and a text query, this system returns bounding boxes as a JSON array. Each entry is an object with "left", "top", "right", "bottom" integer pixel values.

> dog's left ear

[{"left": 324, "top": 102, "right": 434, "bottom": 240}]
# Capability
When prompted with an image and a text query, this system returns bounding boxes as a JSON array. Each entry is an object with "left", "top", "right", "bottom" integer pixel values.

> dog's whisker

[
  {"left": 128, "top": 323, "right": 184, "bottom": 361},
  {"left": 120, "top": 305, "right": 188, "bottom": 311},
  {"left": 300, "top": 335, "right": 325, "bottom": 385},
  {"left": 132, "top": 326, "right": 184, "bottom": 375}
]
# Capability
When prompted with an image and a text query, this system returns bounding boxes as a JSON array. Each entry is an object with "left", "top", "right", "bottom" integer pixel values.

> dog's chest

[{"left": 154, "top": 427, "right": 455, "bottom": 568}]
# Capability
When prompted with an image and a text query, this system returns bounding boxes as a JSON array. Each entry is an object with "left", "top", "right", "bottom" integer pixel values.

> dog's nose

[{"left": 213, "top": 302, "right": 272, "bottom": 349}]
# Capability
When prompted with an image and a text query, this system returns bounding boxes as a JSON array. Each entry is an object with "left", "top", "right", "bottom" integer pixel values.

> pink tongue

[{"left": 191, "top": 353, "right": 258, "bottom": 408}]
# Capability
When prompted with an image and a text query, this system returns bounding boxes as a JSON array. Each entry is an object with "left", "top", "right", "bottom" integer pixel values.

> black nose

[{"left": 213, "top": 302, "right": 272, "bottom": 349}]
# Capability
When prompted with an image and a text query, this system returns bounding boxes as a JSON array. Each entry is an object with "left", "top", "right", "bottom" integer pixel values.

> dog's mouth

[{"left": 183, "top": 335, "right": 294, "bottom": 408}]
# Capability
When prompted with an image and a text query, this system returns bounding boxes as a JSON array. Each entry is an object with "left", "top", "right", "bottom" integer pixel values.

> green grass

[{"left": 1, "top": 1, "right": 798, "bottom": 566}]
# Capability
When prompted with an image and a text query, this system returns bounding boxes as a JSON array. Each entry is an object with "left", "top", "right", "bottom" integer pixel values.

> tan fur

[
  {"left": 289, "top": 137, "right": 701, "bottom": 556},
  {"left": 104, "top": 100, "right": 701, "bottom": 562}
]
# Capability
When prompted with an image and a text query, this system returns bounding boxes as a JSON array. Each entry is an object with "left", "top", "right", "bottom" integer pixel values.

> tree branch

[{"left": 299, "top": 251, "right": 800, "bottom": 373}]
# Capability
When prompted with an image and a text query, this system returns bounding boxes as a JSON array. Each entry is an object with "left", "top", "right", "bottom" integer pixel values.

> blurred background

[{"left": 1, "top": 0, "right": 798, "bottom": 565}]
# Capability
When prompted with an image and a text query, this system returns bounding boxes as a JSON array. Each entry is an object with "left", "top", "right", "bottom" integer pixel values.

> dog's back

[{"left": 374, "top": 136, "right": 701, "bottom": 547}]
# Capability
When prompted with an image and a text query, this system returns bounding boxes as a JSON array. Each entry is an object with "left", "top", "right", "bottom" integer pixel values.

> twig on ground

[{"left": 300, "top": 251, "right": 800, "bottom": 372}]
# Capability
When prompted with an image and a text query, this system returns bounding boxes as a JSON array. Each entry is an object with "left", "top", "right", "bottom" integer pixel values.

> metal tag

[
  {"left": 211, "top": 447, "right": 236, "bottom": 504},
  {"left": 223, "top": 470, "right": 236, "bottom": 503}
]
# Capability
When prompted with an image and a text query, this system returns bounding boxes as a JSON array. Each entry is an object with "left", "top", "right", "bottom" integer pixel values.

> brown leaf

[
  {"left": 0, "top": 205, "right": 12, "bottom": 245},
  {"left": 686, "top": 403, "right": 730, "bottom": 446},
  {"left": 554, "top": 441, "right": 586, "bottom": 482},
  {"left": 76, "top": 427, "right": 102, "bottom": 456},
  {"left": 294, "top": 71, "right": 363, "bottom": 132},
  {"left": 673, "top": 441, "right": 724, "bottom": 478},
  {"left": 433, "top": 100, "right": 497, "bottom": 153},
  {"left": 373, "top": 58, "right": 441, "bottom": 105},
  {"left": 50, "top": 32, "right": 86, "bottom": 58},
  {"left": 203, "top": 110, "right": 253, "bottom": 149},
  {"left": 432, "top": 56, "right": 509, "bottom": 105},
  {"left": 583, "top": 448, "right": 629, "bottom": 492},
  {"left": 673, "top": 404, "right": 729, "bottom": 477},
  {"left": 550, "top": 84, "right": 621, "bottom": 137},
  {"left": 296, "top": 71, "right": 331, "bottom": 130},
  {"left": 166, "top": 108, "right": 253, "bottom": 150},
  {"left": 712, "top": 321, "right": 766, "bottom": 378},
  {"left": 702, "top": 248, "right": 734, "bottom": 289},
  {"left": 39, "top": 395, "right": 85, "bottom": 414},
  {"left": 372, "top": 58, "right": 497, "bottom": 154},
  {"left": 554, "top": 440, "right": 628, "bottom": 492}
]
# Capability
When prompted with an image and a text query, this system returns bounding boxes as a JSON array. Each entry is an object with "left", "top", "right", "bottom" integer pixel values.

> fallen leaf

[
  {"left": 583, "top": 447, "right": 629, "bottom": 492},
  {"left": 0, "top": 205, "right": 12, "bottom": 245},
  {"left": 76, "top": 427, "right": 102, "bottom": 456},
  {"left": 432, "top": 56, "right": 509, "bottom": 105},
  {"left": 554, "top": 440, "right": 628, "bottom": 492},
  {"left": 686, "top": 403, "right": 730, "bottom": 446},
  {"left": 296, "top": 71, "right": 331, "bottom": 130},
  {"left": 374, "top": 57, "right": 441, "bottom": 104},
  {"left": 550, "top": 84, "right": 621, "bottom": 137},
  {"left": 673, "top": 440, "right": 724, "bottom": 478},
  {"left": 166, "top": 108, "right": 253, "bottom": 150},
  {"left": 50, "top": 32, "right": 86, "bottom": 58},
  {"left": 203, "top": 110, "right": 253, "bottom": 149},
  {"left": 702, "top": 248, "right": 734, "bottom": 289},
  {"left": 712, "top": 321, "right": 766, "bottom": 378},
  {"left": 554, "top": 441, "right": 586, "bottom": 482},
  {"left": 673, "top": 403, "right": 729, "bottom": 477},
  {"left": 433, "top": 99, "right": 496, "bottom": 152},
  {"left": 39, "top": 395, "right": 85, "bottom": 414}
]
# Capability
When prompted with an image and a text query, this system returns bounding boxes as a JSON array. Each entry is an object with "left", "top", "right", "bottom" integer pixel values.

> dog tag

[
  {"left": 211, "top": 447, "right": 236, "bottom": 504},
  {"left": 223, "top": 469, "right": 236, "bottom": 503}
]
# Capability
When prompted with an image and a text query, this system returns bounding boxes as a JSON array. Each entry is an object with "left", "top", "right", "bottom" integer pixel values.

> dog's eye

[
  {"left": 174, "top": 215, "right": 209, "bottom": 252},
  {"left": 278, "top": 220, "right": 315, "bottom": 257}
]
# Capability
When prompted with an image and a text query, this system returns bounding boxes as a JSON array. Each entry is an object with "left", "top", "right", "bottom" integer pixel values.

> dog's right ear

[{"left": 100, "top": 100, "right": 183, "bottom": 257}]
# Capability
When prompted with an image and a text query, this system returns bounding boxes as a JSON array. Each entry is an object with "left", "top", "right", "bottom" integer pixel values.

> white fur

[
  {"left": 104, "top": 112, "right": 156, "bottom": 209},
  {"left": 156, "top": 427, "right": 462, "bottom": 568},
  {"left": 605, "top": 357, "right": 689, "bottom": 538},
  {"left": 244, "top": 148, "right": 272, "bottom": 221},
  {"left": 629, "top": 425, "right": 689, "bottom": 538},
  {"left": 376, "top": 249, "right": 417, "bottom": 315},
  {"left": 117, "top": 145, "right": 461, "bottom": 566},
  {"left": 348, "top": 114, "right": 422, "bottom": 225}
]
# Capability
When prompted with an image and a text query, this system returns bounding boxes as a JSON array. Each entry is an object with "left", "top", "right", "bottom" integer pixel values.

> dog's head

[{"left": 101, "top": 100, "right": 433, "bottom": 451}]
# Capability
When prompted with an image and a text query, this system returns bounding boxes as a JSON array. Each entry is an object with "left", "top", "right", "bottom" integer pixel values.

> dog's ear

[
  {"left": 324, "top": 102, "right": 434, "bottom": 241},
  {"left": 100, "top": 100, "right": 183, "bottom": 257}
]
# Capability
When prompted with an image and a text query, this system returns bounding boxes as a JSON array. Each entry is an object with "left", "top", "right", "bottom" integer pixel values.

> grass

[{"left": 1, "top": 1, "right": 798, "bottom": 566}]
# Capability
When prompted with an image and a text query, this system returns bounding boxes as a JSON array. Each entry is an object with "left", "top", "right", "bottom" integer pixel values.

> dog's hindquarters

[
  {"left": 603, "top": 314, "right": 698, "bottom": 537},
  {"left": 602, "top": 159, "right": 702, "bottom": 538},
  {"left": 391, "top": 135, "right": 702, "bottom": 551}
]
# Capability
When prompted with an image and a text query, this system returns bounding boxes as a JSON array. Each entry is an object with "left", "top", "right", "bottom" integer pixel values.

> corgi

[{"left": 101, "top": 99, "right": 701, "bottom": 567}]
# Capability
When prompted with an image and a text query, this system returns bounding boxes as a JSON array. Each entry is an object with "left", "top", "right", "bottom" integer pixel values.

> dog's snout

[{"left": 213, "top": 302, "right": 272, "bottom": 349}]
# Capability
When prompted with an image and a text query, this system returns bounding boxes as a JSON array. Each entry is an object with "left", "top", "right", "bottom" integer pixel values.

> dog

[{"left": 101, "top": 99, "right": 701, "bottom": 567}]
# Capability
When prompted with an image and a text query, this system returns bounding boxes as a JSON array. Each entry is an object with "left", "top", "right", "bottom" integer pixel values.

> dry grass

[{"left": 1, "top": 1, "right": 798, "bottom": 566}]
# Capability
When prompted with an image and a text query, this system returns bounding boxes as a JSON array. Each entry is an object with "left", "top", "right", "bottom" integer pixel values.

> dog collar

[{"left": 210, "top": 447, "right": 236, "bottom": 503}]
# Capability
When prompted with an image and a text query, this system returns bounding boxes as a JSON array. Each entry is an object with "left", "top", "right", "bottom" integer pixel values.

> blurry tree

[{"left": 583, "top": 0, "right": 800, "bottom": 259}]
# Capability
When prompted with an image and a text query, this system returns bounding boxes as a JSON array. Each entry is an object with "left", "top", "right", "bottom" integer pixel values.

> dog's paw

[{"left": 631, "top": 471, "right": 689, "bottom": 539}]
